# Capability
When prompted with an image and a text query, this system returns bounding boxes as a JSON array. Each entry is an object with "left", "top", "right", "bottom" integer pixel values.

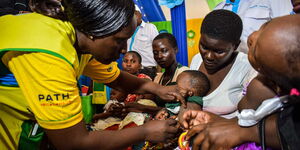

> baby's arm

[{"left": 92, "top": 112, "right": 113, "bottom": 122}]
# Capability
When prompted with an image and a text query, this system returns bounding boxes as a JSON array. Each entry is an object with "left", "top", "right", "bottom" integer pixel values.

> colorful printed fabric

[
  {"left": 125, "top": 73, "right": 151, "bottom": 103},
  {"left": 233, "top": 142, "right": 272, "bottom": 150}
]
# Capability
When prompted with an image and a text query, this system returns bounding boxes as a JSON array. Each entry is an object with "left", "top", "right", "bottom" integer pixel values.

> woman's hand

[
  {"left": 143, "top": 119, "right": 179, "bottom": 143},
  {"left": 155, "top": 85, "right": 187, "bottom": 108},
  {"left": 107, "top": 103, "right": 127, "bottom": 118},
  {"left": 180, "top": 110, "right": 224, "bottom": 129},
  {"left": 185, "top": 120, "right": 251, "bottom": 150}
]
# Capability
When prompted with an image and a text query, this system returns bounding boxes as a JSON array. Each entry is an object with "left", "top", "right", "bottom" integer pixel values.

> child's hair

[
  {"left": 125, "top": 51, "right": 142, "bottom": 64},
  {"left": 182, "top": 70, "right": 210, "bottom": 96}
]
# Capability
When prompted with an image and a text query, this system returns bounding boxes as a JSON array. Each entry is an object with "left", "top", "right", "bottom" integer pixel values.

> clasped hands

[{"left": 179, "top": 110, "right": 247, "bottom": 150}]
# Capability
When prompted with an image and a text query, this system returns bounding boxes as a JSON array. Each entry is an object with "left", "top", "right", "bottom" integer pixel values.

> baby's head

[
  {"left": 176, "top": 70, "right": 210, "bottom": 98},
  {"left": 110, "top": 89, "right": 127, "bottom": 102},
  {"left": 122, "top": 51, "right": 142, "bottom": 75}
]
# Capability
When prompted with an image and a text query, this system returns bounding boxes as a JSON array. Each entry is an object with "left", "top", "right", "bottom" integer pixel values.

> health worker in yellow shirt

[{"left": 0, "top": 0, "right": 184, "bottom": 149}]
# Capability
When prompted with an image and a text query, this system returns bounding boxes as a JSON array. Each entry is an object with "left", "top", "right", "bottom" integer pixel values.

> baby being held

[{"left": 155, "top": 70, "right": 210, "bottom": 120}]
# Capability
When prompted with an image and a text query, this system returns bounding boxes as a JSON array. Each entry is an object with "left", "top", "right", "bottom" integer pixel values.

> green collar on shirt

[{"left": 187, "top": 96, "right": 203, "bottom": 106}]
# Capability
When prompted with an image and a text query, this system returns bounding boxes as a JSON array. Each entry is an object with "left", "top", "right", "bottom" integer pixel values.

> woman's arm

[
  {"left": 6, "top": 52, "right": 179, "bottom": 149},
  {"left": 92, "top": 112, "right": 112, "bottom": 122},
  {"left": 46, "top": 119, "right": 179, "bottom": 150},
  {"left": 107, "top": 71, "right": 186, "bottom": 106},
  {"left": 125, "top": 102, "right": 163, "bottom": 115}
]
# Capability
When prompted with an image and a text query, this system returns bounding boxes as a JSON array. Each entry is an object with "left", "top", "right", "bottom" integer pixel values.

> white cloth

[
  {"left": 93, "top": 99, "right": 157, "bottom": 130},
  {"left": 215, "top": 0, "right": 293, "bottom": 53},
  {"left": 190, "top": 52, "right": 257, "bottom": 119},
  {"left": 103, "top": 100, "right": 124, "bottom": 112},
  {"left": 238, "top": 95, "right": 288, "bottom": 127},
  {"left": 127, "top": 21, "right": 159, "bottom": 67}
]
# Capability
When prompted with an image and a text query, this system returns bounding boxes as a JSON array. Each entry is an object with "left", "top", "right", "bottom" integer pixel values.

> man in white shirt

[
  {"left": 127, "top": 5, "right": 159, "bottom": 79},
  {"left": 215, "top": 0, "right": 293, "bottom": 53}
]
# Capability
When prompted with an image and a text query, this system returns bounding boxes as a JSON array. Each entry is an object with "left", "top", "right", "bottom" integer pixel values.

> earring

[
  {"left": 257, "top": 67, "right": 261, "bottom": 72},
  {"left": 89, "top": 35, "right": 94, "bottom": 40}
]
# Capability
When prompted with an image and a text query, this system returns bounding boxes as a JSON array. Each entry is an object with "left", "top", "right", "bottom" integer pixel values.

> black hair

[
  {"left": 182, "top": 70, "right": 210, "bottom": 96},
  {"left": 125, "top": 51, "right": 142, "bottom": 64},
  {"left": 153, "top": 33, "right": 178, "bottom": 49},
  {"left": 201, "top": 9, "right": 242, "bottom": 44},
  {"left": 30, "top": 0, "right": 135, "bottom": 37},
  {"left": 0, "top": 0, "right": 30, "bottom": 16},
  {"left": 62, "top": 0, "right": 135, "bottom": 37}
]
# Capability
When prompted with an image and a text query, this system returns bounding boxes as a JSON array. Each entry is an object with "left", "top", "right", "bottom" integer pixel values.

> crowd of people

[{"left": 0, "top": 0, "right": 299, "bottom": 150}]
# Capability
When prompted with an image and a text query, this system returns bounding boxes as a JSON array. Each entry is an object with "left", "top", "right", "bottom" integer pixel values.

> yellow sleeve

[
  {"left": 82, "top": 58, "right": 120, "bottom": 83},
  {"left": 2, "top": 51, "right": 83, "bottom": 129}
]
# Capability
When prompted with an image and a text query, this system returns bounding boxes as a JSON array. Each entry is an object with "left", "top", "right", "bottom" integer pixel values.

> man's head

[
  {"left": 176, "top": 70, "right": 210, "bottom": 97},
  {"left": 291, "top": 0, "right": 300, "bottom": 14},
  {"left": 199, "top": 9, "right": 243, "bottom": 74},
  {"left": 134, "top": 4, "right": 142, "bottom": 26},
  {"left": 152, "top": 33, "right": 178, "bottom": 68},
  {"left": 122, "top": 51, "right": 142, "bottom": 75},
  {"left": 248, "top": 15, "right": 300, "bottom": 92}
]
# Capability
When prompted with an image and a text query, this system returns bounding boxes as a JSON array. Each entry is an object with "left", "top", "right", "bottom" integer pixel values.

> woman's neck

[
  {"left": 75, "top": 30, "right": 90, "bottom": 54},
  {"left": 165, "top": 62, "right": 178, "bottom": 77}
]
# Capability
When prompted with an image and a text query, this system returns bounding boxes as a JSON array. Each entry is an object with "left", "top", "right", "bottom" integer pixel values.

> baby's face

[
  {"left": 110, "top": 89, "right": 126, "bottom": 102},
  {"left": 155, "top": 109, "right": 169, "bottom": 120},
  {"left": 176, "top": 73, "right": 193, "bottom": 98}
]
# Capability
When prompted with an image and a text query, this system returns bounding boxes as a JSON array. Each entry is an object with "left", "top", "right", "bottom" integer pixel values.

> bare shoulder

[{"left": 238, "top": 74, "right": 277, "bottom": 110}]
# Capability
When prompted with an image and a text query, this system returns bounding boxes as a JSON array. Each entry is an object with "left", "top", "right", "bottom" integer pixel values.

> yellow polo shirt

[{"left": 0, "top": 13, "right": 120, "bottom": 149}]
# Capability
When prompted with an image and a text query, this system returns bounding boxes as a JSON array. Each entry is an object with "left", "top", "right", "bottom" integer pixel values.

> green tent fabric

[
  {"left": 152, "top": 21, "right": 173, "bottom": 34},
  {"left": 206, "top": 0, "right": 223, "bottom": 10}
]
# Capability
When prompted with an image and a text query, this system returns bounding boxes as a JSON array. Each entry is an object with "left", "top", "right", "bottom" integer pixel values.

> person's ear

[
  {"left": 233, "top": 40, "right": 241, "bottom": 51},
  {"left": 29, "top": 0, "right": 66, "bottom": 20},
  {"left": 174, "top": 47, "right": 178, "bottom": 54}
]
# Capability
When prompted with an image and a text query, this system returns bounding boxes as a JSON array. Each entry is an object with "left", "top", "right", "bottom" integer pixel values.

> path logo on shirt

[
  {"left": 38, "top": 93, "right": 70, "bottom": 101},
  {"left": 107, "top": 66, "right": 113, "bottom": 72}
]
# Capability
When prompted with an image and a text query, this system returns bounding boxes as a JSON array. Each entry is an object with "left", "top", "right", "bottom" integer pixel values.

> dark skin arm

[
  {"left": 184, "top": 112, "right": 281, "bottom": 150},
  {"left": 45, "top": 72, "right": 182, "bottom": 149},
  {"left": 46, "top": 119, "right": 179, "bottom": 150},
  {"left": 238, "top": 75, "right": 277, "bottom": 110},
  {"left": 92, "top": 112, "right": 112, "bottom": 122},
  {"left": 107, "top": 71, "right": 186, "bottom": 107},
  {"left": 125, "top": 102, "right": 163, "bottom": 116},
  {"left": 93, "top": 103, "right": 126, "bottom": 121}
]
